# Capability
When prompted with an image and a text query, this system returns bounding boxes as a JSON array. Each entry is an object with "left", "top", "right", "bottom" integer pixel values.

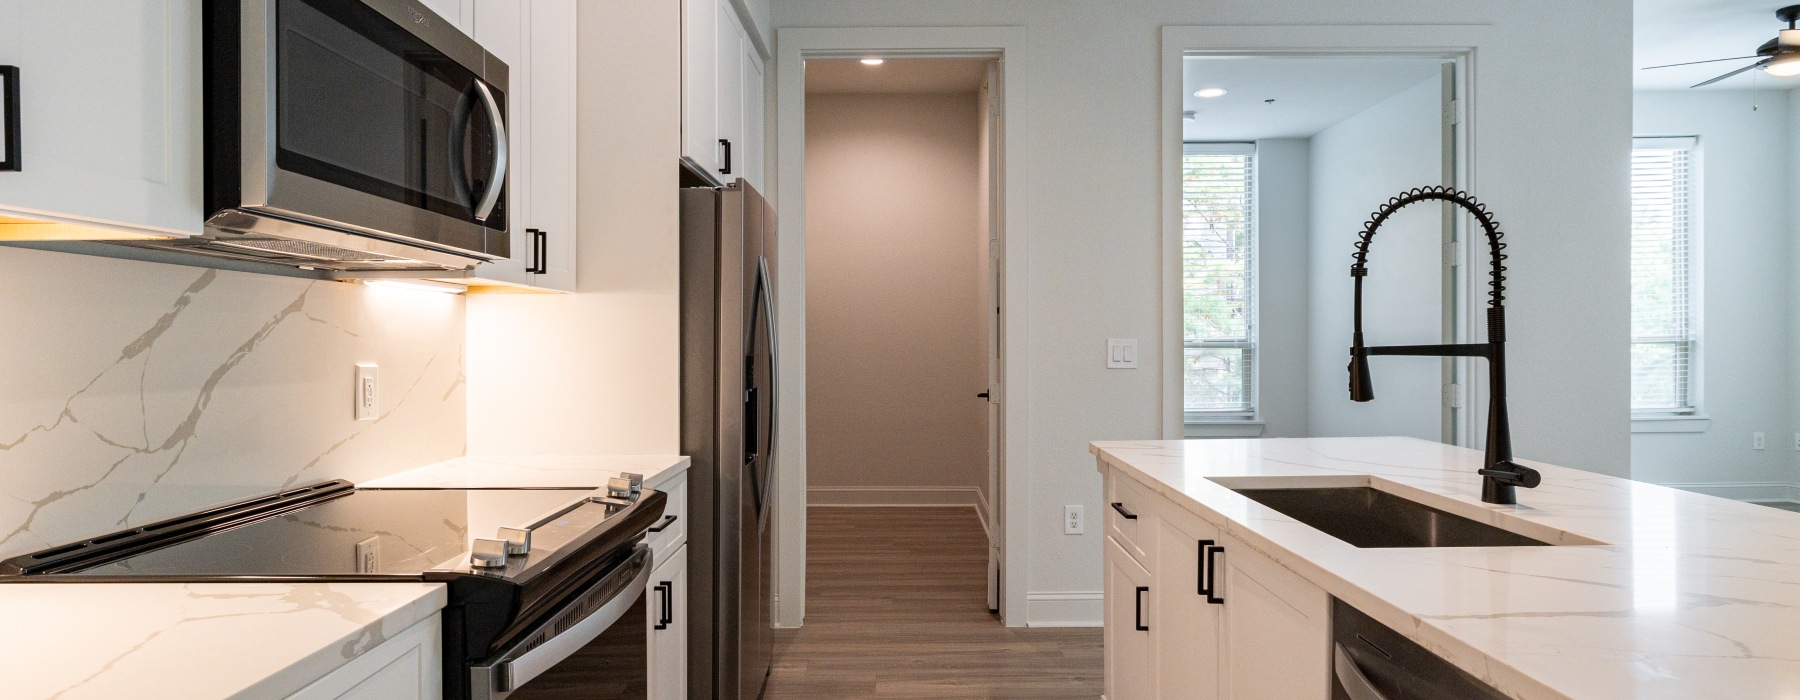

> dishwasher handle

[{"left": 1333, "top": 643, "right": 1391, "bottom": 700}]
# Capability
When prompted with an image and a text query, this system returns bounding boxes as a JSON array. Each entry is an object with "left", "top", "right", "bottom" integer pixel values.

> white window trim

[
  {"left": 1182, "top": 142, "right": 1260, "bottom": 427},
  {"left": 1629, "top": 135, "right": 1704, "bottom": 425}
]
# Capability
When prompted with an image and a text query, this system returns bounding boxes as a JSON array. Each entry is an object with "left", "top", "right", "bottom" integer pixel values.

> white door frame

[
  {"left": 1158, "top": 25, "right": 1487, "bottom": 441},
  {"left": 773, "top": 26, "right": 1031, "bottom": 627}
]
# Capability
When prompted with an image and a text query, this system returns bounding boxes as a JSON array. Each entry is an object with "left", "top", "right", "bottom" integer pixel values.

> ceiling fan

[{"left": 1644, "top": 5, "right": 1800, "bottom": 87}]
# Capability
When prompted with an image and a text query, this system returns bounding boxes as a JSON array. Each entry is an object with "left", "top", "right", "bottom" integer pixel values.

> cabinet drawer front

[
  {"left": 646, "top": 473, "right": 689, "bottom": 565},
  {"left": 1106, "top": 469, "right": 1155, "bottom": 569}
]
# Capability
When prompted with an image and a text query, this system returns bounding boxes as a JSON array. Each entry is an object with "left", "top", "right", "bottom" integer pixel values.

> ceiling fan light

[{"left": 1765, "top": 55, "right": 1800, "bottom": 77}]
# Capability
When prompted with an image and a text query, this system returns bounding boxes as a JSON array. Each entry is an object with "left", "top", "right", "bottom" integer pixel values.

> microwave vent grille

[{"left": 211, "top": 238, "right": 407, "bottom": 263}]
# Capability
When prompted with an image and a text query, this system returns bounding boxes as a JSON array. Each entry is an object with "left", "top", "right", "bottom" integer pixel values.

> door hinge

[
  {"left": 1443, "top": 98, "right": 1463, "bottom": 125},
  {"left": 1443, "top": 241, "right": 1463, "bottom": 268},
  {"left": 1443, "top": 383, "right": 1464, "bottom": 409}
]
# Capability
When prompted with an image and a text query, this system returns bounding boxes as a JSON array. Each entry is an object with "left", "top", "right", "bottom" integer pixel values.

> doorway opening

[
  {"left": 799, "top": 56, "right": 1004, "bottom": 616},
  {"left": 1173, "top": 53, "right": 1476, "bottom": 446}
]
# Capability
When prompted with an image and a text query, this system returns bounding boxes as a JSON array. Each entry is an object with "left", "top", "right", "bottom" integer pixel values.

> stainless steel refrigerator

[{"left": 680, "top": 179, "right": 777, "bottom": 700}]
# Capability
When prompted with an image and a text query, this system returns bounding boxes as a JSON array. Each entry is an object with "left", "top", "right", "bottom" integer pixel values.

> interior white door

[
  {"left": 0, "top": 0, "right": 204, "bottom": 236},
  {"left": 980, "top": 64, "right": 1002, "bottom": 615}
]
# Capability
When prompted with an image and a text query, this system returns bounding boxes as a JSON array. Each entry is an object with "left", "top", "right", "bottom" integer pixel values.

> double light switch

[{"left": 1107, "top": 339, "right": 1138, "bottom": 369}]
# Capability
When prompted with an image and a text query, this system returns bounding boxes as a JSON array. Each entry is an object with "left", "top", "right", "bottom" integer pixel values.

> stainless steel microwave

[{"left": 140, "top": 0, "right": 510, "bottom": 271}]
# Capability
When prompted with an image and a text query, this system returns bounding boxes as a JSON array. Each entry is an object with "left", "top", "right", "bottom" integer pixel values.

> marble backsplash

[{"left": 0, "top": 246, "right": 467, "bottom": 559}]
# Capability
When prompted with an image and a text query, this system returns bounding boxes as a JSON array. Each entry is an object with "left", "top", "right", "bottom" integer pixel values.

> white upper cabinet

[
  {"left": 0, "top": 0, "right": 204, "bottom": 237},
  {"left": 466, "top": 0, "right": 577, "bottom": 293},
  {"left": 417, "top": 0, "right": 476, "bottom": 34},
  {"left": 682, "top": 0, "right": 720, "bottom": 176},
  {"left": 683, "top": 0, "right": 764, "bottom": 190}
]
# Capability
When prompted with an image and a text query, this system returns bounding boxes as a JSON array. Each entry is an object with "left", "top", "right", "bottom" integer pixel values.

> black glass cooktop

[{"left": 14, "top": 486, "right": 599, "bottom": 578}]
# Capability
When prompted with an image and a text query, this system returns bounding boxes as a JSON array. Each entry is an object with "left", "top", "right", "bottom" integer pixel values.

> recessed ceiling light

[
  {"left": 860, "top": 58, "right": 884, "bottom": 66},
  {"left": 1194, "top": 87, "right": 1228, "bottom": 98}
]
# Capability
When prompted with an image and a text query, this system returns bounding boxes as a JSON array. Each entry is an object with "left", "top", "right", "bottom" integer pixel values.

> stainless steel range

[{"left": 0, "top": 477, "right": 663, "bottom": 700}]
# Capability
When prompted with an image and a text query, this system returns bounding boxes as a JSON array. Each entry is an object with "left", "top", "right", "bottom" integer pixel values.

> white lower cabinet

[
  {"left": 648, "top": 545, "right": 690, "bottom": 700},
  {"left": 1101, "top": 466, "right": 1330, "bottom": 700},
  {"left": 1104, "top": 536, "right": 1156, "bottom": 700},
  {"left": 286, "top": 613, "right": 442, "bottom": 700}
]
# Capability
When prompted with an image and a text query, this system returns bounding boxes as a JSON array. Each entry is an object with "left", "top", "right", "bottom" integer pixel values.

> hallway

[{"left": 763, "top": 507, "right": 1102, "bottom": 698}]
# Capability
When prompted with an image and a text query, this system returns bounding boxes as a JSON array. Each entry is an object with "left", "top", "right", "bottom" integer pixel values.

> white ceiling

[
  {"left": 1636, "top": 0, "right": 1800, "bottom": 90},
  {"left": 1182, "top": 57, "right": 1446, "bottom": 142},
  {"left": 805, "top": 58, "right": 989, "bottom": 94}
]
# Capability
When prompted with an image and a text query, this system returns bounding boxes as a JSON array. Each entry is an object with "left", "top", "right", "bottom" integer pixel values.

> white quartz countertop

[
  {"left": 360, "top": 454, "right": 690, "bottom": 490},
  {"left": 1089, "top": 436, "right": 1800, "bottom": 700},
  {"left": 1, "top": 581, "right": 445, "bottom": 700}
]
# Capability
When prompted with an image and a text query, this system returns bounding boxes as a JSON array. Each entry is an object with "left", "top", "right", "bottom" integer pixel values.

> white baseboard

[
  {"left": 1025, "top": 591, "right": 1103, "bottom": 627},
  {"left": 1659, "top": 481, "right": 1800, "bottom": 502},
  {"left": 807, "top": 486, "right": 982, "bottom": 507}
]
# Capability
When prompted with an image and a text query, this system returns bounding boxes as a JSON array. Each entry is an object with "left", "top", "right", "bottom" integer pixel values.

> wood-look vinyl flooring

[{"left": 762, "top": 507, "right": 1102, "bottom": 699}]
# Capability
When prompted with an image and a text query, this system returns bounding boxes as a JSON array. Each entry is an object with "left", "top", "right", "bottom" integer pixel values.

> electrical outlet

[
  {"left": 355, "top": 537, "right": 380, "bottom": 573},
  {"left": 353, "top": 363, "right": 378, "bottom": 421},
  {"left": 1063, "top": 505, "right": 1085, "bottom": 535},
  {"left": 1754, "top": 432, "right": 1766, "bottom": 450}
]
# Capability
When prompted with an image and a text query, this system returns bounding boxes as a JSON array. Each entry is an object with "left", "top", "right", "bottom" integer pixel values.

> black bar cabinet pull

[
  {"left": 976, "top": 392, "right": 990, "bottom": 398},
  {"left": 719, "top": 138, "right": 732, "bottom": 174},
  {"left": 1203, "top": 544, "right": 1225, "bottom": 605},
  {"left": 1110, "top": 502, "right": 1137, "bottom": 520},
  {"left": 1134, "top": 585, "right": 1149, "bottom": 631},
  {"left": 1, "top": 66, "right": 19, "bottom": 172},
  {"left": 654, "top": 581, "right": 673, "bottom": 629},
  {"left": 523, "top": 228, "right": 543, "bottom": 273},
  {"left": 1196, "top": 539, "right": 1214, "bottom": 596},
  {"left": 533, "top": 229, "right": 548, "bottom": 274},
  {"left": 648, "top": 515, "right": 679, "bottom": 533}
]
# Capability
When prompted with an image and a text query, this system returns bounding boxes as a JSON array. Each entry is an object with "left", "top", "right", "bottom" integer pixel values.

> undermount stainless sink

[{"left": 1227, "top": 485, "right": 1553, "bottom": 548}]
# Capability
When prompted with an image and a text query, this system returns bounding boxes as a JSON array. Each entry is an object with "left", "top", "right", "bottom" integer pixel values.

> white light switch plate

[
  {"left": 1107, "top": 339, "right": 1137, "bottom": 369},
  {"left": 354, "top": 363, "right": 379, "bottom": 421}
]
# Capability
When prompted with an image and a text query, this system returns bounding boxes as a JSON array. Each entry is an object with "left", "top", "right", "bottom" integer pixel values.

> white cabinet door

[
  {"left": 1154, "top": 511, "right": 1224, "bottom": 700},
  {"left": 681, "top": 0, "right": 719, "bottom": 175},
  {"left": 1219, "top": 536, "right": 1330, "bottom": 700},
  {"left": 526, "top": 0, "right": 577, "bottom": 292},
  {"left": 471, "top": 0, "right": 536, "bottom": 288},
  {"left": 286, "top": 613, "right": 443, "bottom": 700},
  {"left": 418, "top": 0, "right": 475, "bottom": 34},
  {"left": 1105, "top": 536, "right": 1156, "bottom": 700},
  {"left": 713, "top": 3, "right": 745, "bottom": 183},
  {"left": 648, "top": 546, "right": 690, "bottom": 700},
  {"left": 740, "top": 35, "right": 765, "bottom": 190},
  {"left": 0, "top": 0, "right": 203, "bottom": 236}
]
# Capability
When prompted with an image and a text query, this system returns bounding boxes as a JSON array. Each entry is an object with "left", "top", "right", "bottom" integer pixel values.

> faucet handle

[
  {"left": 1347, "top": 351, "right": 1374, "bottom": 402},
  {"left": 1479, "top": 463, "right": 1541, "bottom": 489}
]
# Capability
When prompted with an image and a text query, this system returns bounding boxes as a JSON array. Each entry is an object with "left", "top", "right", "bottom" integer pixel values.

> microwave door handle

[{"left": 471, "top": 79, "right": 508, "bottom": 223}]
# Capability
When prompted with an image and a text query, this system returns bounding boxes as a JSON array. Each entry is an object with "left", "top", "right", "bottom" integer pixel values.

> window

[
  {"left": 1629, "top": 137, "right": 1699, "bottom": 416},
  {"left": 1182, "top": 143, "right": 1257, "bottom": 422}
]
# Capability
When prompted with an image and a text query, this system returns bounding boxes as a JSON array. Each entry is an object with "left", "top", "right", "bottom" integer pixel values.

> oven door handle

[
  {"left": 469, "top": 546, "right": 652, "bottom": 699},
  {"left": 471, "top": 79, "right": 508, "bottom": 223}
]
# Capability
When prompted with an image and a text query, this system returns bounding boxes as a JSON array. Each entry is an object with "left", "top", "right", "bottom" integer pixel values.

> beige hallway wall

[{"left": 804, "top": 91, "right": 988, "bottom": 507}]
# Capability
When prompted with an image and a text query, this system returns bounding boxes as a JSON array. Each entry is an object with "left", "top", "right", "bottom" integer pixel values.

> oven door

[
  {"left": 470, "top": 546, "right": 652, "bottom": 700},
  {"left": 237, "top": 0, "right": 509, "bottom": 259}
]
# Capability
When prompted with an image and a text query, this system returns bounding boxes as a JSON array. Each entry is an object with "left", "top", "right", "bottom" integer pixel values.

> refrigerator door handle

[{"left": 756, "top": 255, "right": 778, "bottom": 519}]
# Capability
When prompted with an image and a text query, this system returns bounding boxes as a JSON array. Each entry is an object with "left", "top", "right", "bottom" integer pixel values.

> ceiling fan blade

[
  {"left": 1642, "top": 55, "right": 1763, "bottom": 70},
  {"left": 1691, "top": 59, "right": 1771, "bottom": 88}
]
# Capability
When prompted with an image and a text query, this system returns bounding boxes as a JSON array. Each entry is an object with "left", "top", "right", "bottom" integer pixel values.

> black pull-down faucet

[{"left": 1348, "top": 187, "right": 1541, "bottom": 505}]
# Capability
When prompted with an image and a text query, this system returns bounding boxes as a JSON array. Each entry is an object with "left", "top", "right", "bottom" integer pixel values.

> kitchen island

[{"left": 1092, "top": 436, "right": 1800, "bottom": 700}]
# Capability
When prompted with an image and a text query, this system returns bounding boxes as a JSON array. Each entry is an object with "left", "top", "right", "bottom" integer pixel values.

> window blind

[
  {"left": 1182, "top": 144, "right": 1256, "bottom": 418},
  {"left": 1629, "top": 138, "right": 1697, "bottom": 414}
]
